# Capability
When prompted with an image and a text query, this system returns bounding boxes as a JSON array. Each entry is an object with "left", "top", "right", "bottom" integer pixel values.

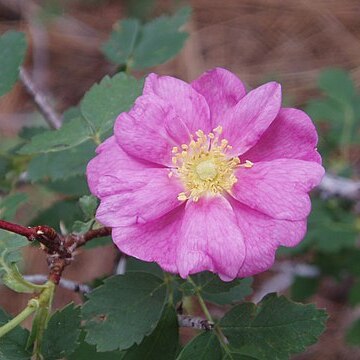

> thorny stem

[{"left": 0, "top": 299, "right": 39, "bottom": 338}]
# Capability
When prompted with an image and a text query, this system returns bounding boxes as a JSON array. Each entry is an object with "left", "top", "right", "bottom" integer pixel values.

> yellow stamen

[{"left": 172, "top": 125, "right": 252, "bottom": 202}]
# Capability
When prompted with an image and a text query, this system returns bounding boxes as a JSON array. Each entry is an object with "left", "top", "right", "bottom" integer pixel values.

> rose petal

[
  {"left": 229, "top": 198, "right": 307, "bottom": 277},
  {"left": 143, "top": 73, "right": 211, "bottom": 134},
  {"left": 112, "top": 205, "right": 185, "bottom": 273},
  {"left": 177, "top": 196, "right": 245, "bottom": 281},
  {"left": 115, "top": 95, "right": 180, "bottom": 166},
  {"left": 191, "top": 67, "right": 246, "bottom": 126},
  {"left": 95, "top": 168, "right": 183, "bottom": 226},
  {"left": 220, "top": 82, "right": 282, "bottom": 156},
  {"left": 242, "top": 108, "right": 322, "bottom": 163},
  {"left": 231, "top": 159, "right": 325, "bottom": 220},
  {"left": 86, "top": 136, "right": 153, "bottom": 197}
]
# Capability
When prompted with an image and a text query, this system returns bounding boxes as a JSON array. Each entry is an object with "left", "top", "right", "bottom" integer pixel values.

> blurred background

[{"left": 1, "top": 0, "right": 360, "bottom": 359}]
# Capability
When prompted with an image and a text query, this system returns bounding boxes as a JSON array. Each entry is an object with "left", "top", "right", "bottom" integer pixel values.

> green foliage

[
  {"left": 0, "top": 31, "right": 27, "bottom": 97},
  {"left": 27, "top": 141, "right": 96, "bottom": 181},
  {"left": 346, "top": 318, "right": 360, "bottom": 347},
  {"left": 0, "top": 193, "right": 27, "bottom": 221},
  {"left": 123, "top": 305, "right": 179, "bottom": 360},
  {"left": 0, "top": 308, "right": 32, "bottom": 360},
  {"left": 102, "top": 7, "right": 191, "bottom": 70},
  {"left": 349, "top": 280, "right": 360, "bottom": 307},
  {"left": 291, "top": 276, "right": 319, "bottom": 302},
  {"left": 219, "top": 293, "right": 327, "bottom": 360},
  {"left": 306, "top": 68, "right": 360, "bottom": 158},
  {"left": 19, "top": 73, "right": 143, "bottom": 156},
  {"left": 80, "top": 73, "right": 144, "bottom": 135},
  {"left": 279, "top": 198, "right": 358, "bottom": 256},
  {"left": 70, "top": 332, "right": 125, "bottom": 359},
  {"left": 41, "top": 304, "right": 81, "bottom": 359},
  {"left": 176, "top": 332, "right": 223, "bottom": 360},
  {"left": 181, "top": 272, "right": 253, "bottom": 304},
  {"left": 82, "top": 272, "right": 167, "bottom": 352},
  {"left": 30, "top": 199, "right": 83, "bottom": 232},
  {"left": 78, "top": 195, "right": 98, "bottom": 221}
]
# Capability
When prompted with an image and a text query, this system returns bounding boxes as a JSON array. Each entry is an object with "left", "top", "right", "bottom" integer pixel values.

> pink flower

[{"left": 87, "top": 68, "right": 324, "bottom": 281}]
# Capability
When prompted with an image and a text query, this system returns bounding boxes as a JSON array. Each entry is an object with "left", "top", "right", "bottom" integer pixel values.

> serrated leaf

[
  {"left": 181, "top": 272, "right": 252, "bottom": 304},
  {"left": 18, "top": 116, "right": 92, "bottom": 154},
  {"left": 82, "top": 272, "right": 167, "bottom": 352},
  {"left": 102, "top": 19, "right": 141, "bottom": 66},
  {"left": 0, "top": 193, "right": 27, "bottom": 221},
  {"left": 132, "top": 7, "right": 191, "bottom": 70},
  {"left": 80, "top": 73, "right": 143, "bottom": 135},
  {"left": 79, "top": 195, "right": 98, "bottom": 221},
  {"left": 176, "top": 332, "right": 222, "bottom": 360},
  {"left": 69, "top": 332, "right": 125, "bottom": 359},
  {"left": 123, "top": 305, "right": 178, "bottom": 360},
  {"left": 102, "top": 7, "right": 190, "bottom": 70},
  {"left": 346, "top": 318, "right": 360, "bottom": 346},
  {"left": 41, "top": 303, "right": 81, "bottom": 359},
  {"left": 28, "top": 140, "right": 96, "bottom": 181},
  {"left": 318, "top": 68, "right": 355, "bottom": 104},
  {"left": 219, "top": 293, "right": 327, "bottom": 360},
  {"left": 0, "top": 307, "right": 32, "bottom": 360},
  {"left": 0, "top": 31, "right": 27, "bottom": 97},
  {"left": 82, "top": 235, "right": 112, "bottom": 249}
]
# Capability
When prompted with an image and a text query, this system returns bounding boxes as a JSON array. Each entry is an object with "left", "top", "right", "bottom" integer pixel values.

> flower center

[{"left": 171, "top": 126, "right": 253, "bottom": 202}]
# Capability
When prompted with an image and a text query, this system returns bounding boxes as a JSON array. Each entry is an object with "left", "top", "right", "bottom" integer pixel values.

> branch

[
  {"left": 24, "top": 275, "right": 91, "bottom": 294},
  {"left": 0, "top": 219, "right": 111, "bottom": 284},
  {"left": 177, "top": 315, "right": 214, "bottom": 330},
  {"left": 19, "top": 67, "right": 62, "bottom": 130}
]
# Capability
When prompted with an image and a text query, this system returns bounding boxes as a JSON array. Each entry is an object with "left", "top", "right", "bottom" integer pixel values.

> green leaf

[
  {"left": 102, "top": 7, "right": 191, "bottom": 70},
  {"left": 219, "top": 293, "right": 327, "bottom": 360},
  {"left": 42, "top": 176, "right": 89, "bottom": 196},
  {"left": 82, "top": 236, "right": 112, "bottom": 249},
  {"left": 79, "top": 195, "right": 98, "bottom": 221},
  {"left": 30, "top": 199, "right": 83, "bottom": 232},
  {"left": 132, "top": 7, "right": 191, "bottom": 70},
  {"left": 27, "top": 140, "right": 96, "bottom": 181},
  {"left": 18, "top": 117, "right": 92, "bottom": 154},
  {"left": 318, "top": 68, "right": 355, "bottom": 104},
  {"left": 0, "top": 307, "right": 32, "bottom": 360},
  {"left": 346, "top": 318, "right": 360, "bottom": 346},
  {"left": 0, "top": 31, "right": 27, "bottom": 97},
  {"left": 69, "top": 332, "right": 125, "bottom": 359},
  {"left": 0, "top": 193, "right": 27, "bottom": 221},
  {"left": 41, "top": 303, "right": 81, "bottom": 359},
  {"left": 123, "top": 305, "right": 178, "bottom": 360},
  {"left": 102, "top": 19, "right": 141, "bottom": 66},
  {"left": 80, "top": 73, "right": 144, "bottom": 135},
  {"left": 291, "top": 276, "right": 319, "bottom": 302},
  {"left": 82, "top": 272, "right": 167, "bottom": 352},
  {"left": 176, "top": 332, "right": 222, "bottom": 360},
  {"left": 349, "top": 280, "right": 360, "bottom": 306},
  {"left": 181, "top": 272, "right": 252, "bottom": 304},
  {"left": 126, "top": 257, "right": 163, "bottom": 278}
]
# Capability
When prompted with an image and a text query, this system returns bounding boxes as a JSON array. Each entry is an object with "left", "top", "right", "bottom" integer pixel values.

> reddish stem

[{"left": 0, "top": 219, "right": 37, "bottom": 240}]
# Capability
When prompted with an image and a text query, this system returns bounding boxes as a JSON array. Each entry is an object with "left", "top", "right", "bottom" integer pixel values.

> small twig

[
  {"left": 177, "top": 315, "right": 214, "bottom": 330},
  {"left": 0, "top": 219, "right": 111, "bottom": 284},
  {"left": 19, "top": 67, "right": 62, "bottom": 129},
  {"left": 24, "top": 275, "right": 91, "bottom": 294}
]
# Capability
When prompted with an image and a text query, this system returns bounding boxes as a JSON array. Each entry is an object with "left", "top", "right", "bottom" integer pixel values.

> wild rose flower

[{"left": 87, "top": 68, "right": 324, "bottom": 281}]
